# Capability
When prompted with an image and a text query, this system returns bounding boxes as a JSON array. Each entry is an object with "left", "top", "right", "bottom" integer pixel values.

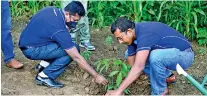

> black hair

[
  {"left": 111, "top": 17, "right": 135, "bottom": 34},
  {"left": 64, "top": 1, "right": 85, "bottom": 17}
]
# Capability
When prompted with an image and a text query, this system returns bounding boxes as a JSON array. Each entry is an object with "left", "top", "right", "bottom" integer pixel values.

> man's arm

[
  {"left": 118, "top": 50, "right": 149, "bottom": 92},
  {"left": 127, "top": 55, "right": 135, "bottom": 66},
  {"left": 65, "top": 47, "right": 108, "bottom": 85}
]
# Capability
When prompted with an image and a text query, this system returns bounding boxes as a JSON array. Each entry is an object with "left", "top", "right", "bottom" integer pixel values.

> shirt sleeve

[
  {"left": 51, "top": 30, "right": 75, "bottom": 49},
  {"left": 127, "top": 43, "right": 137, "bottom": 56},
  {"left": 136, "top": 33, "right": 160, "bottom": 52}
]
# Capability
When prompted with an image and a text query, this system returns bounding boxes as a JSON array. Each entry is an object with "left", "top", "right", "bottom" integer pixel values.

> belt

[{"left": 19, "top": 46, "right": 34, "bottom": 51}]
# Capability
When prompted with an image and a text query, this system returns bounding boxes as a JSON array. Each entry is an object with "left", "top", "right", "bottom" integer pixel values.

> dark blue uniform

[
  {"left": 128, "top": 22, "right": 192, "bottom": 56},
  {"left": 19, "top": 7, "right": 79, "bottom": 80},
  {"left": 126, "top": 22, "right": 194, "bottom": 95},
  {"left": 19, "top": 7, "right": 74, "bottom": 49}
]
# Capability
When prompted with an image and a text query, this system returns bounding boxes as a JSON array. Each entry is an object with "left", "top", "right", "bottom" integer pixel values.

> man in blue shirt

[
  {"left": 105, "top": 17, "right": 194, "bottom": 95},
  {"left": 19, "top": 1, "right": 108, "bottom": 88}
]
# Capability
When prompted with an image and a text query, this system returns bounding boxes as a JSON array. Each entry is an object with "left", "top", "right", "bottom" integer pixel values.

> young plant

[
  {"left": 94, "top": 58, "right": 131, "bottom": 94},
  {"left": 105, "top": 35, "right": 113, "bottom": 46},
  {"left": 80, "top": 50, "right": 92, "bottom": 61}
]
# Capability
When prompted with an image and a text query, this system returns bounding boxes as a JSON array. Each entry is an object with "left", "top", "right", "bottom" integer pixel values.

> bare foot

[
  {"left": 161, "top": 88, "right": 169, "bottom": 96},
  {"left": 7, "top": 59, "right": 24, "bottom": 69}
]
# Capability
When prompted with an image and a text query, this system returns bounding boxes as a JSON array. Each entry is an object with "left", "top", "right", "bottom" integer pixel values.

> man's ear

[
  {"left": 127, "top": 28, "right": 133, "bottom": 35},
  {"left": 65, "top": 11, "right": 70, "bottom": 16}
]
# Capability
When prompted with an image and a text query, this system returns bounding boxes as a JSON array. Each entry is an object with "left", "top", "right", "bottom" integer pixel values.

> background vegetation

[
  {"left": 87, "top": 1, "right": 207, "bottom": 46},
  {"left": 10, "top": 1, "right": 207, "bottom": 47}
]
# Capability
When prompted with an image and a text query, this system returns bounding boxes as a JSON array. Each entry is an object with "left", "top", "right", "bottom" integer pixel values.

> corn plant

[
  {"left": 10, "top": 1, "right": 61, "bottom": 17},
  {"left": 94, "top": 58, "right": 131, "bottom": 94},
  {"left": 88, "top": 1, "right": 207, "bottom": 47},
  {"left": 133, "top": 1, "right": 142, "bottom": 22},
  {"left": 88, "top": 1, "right": 134, "bottom": 27},
  {"left": 157, "top": 1, "right": 206, "bottom": 40}
]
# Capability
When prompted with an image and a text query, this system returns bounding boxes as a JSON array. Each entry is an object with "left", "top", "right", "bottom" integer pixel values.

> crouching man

[
  {"left": 105, "top": 17, "right": 194, "bottom": 95},
  {"left": 19, "top": 1, "right": 108, "bottom": 88}
]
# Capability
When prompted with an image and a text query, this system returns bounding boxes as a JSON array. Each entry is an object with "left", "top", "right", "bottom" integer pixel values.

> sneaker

[
  {"left": 79, "top": 42, "right": 96, "bottom": 51},
  {"left": 166, "top": 74, "right": 176, "bottom": 84}
]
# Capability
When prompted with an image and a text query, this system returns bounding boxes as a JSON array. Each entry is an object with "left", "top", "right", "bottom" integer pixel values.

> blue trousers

[
  {"left": 1, "top": 1, "right": 15, "bottom": 64},
  {"left": 125, "top": 48, "right": 194, "bottom": 95},
  {"left": 21, "top": 43, "right": 80, "bottom": 80}
]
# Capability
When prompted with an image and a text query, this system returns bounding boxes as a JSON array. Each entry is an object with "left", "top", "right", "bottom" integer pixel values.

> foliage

[
  {"left": 197, "top": 28, "right": 207, "bottom": 54},
  {"left": 88, "top": 1, "right": 207, "bottom": 44},
  {"left": 165, "top": 1, "right": 207, "bottom": 40},
  {"left": 198, "top": 47, "right": 206, "bottom": 55},
  {"left": 105, "top": 35, "right": 113, "bottom": 46},
  {"left": 197, "top": 28, "right": 207, "bottom": 46},
  {"left": 81, "top": 50, "right": 92, "bottom": 61},
  {"left": 94, "top": 58, "right": 131, "bottom": 94},
  {"left": 87, "top": 1, "right": 134, "bottom": 28},
  {"left": 10, "top": 1, "right": 207, "bottom": 46},
  {"left": 10, "top": 1, "right": 61, "bottom": 18}
]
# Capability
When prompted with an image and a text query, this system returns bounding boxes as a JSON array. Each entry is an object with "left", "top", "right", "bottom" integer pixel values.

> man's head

[
  {"left": 111, "top": 17, "right": 136, "bottom": 45},
  {"left": 64, "top": 1, "right": 85, "bottom": 29}
]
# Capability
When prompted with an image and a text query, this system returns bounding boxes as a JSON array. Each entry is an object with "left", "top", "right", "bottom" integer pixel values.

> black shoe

[
  {"left": 35, "top": 64, "right": 45, "bottom": 73},
  {"left": 35, "top": 75, "right": 64, "bottom": 88}
]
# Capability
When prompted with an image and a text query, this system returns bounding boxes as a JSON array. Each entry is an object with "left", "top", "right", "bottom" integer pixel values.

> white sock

[
  {"left": 38, "top": 71, "right": 48, "bottom": 78},
  {"left": 39, "top": 60, "right": 49, "bottom": 68}
]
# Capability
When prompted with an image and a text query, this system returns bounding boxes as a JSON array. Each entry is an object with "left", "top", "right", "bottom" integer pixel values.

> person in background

[
  {"left": 62, "top": 0, "right": 96, "bottom": 51},
  {"left": 38, "top": 1, "right": 95, "bottom": 72},
  {"left": 1, "top": 1, "right": 24, "bottom": 69}
]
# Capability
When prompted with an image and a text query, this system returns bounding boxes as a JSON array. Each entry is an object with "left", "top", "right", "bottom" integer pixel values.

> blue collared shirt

[
  {"left": 19, "top": 7, "right": 74, "bottom": 50},
  {"left": 127, "top": 22, "right": 192, "bottom": 56}
]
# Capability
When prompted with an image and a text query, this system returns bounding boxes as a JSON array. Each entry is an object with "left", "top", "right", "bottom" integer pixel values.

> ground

[{"left": 1, "top": 17, "right": 207, "bottom": 95}]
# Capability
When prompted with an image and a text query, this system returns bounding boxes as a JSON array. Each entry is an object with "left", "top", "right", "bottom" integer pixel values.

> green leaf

[
  {"left": 124, "top": 89, "right": 131, "bottom": 94},
  {"left": 107, "top": 85, "right": 114, "bottom": 90},
  {"left": 100, "top": 65, "right": 106, "bottom": 73},
  {"left": 109, "top": 71, "right": 119, "bottom": 77},
  {"left": 116, "top": 72, "right": 123, "bottom": 87},
  {"left": 122, "top": 63, "right": 128, "bottom": 72},
  {"left": 105, "top": 36, "right": 113, "bottom": 45},
  {"left": 191, "top": 12, "right": 197, "bottom": 26},
  {"left": 104, "top": 86, "right": 107, "bottom": 90},
  {"left": 176, "top": 21, "right": 182, "bottom": 31},
  {"left": 113, "top": 59, "right": 122, "bottom": 65},
  {"left": 105, "top": 62, "right": 110, "bottom": 71},
  {"left": 121, "top": 69, "right": 128, "bottom": 77},
  {"left": 95, "top": 61, "right": 102, "bottom": 71},
  {"left": 148, "top": 9, "right": 155, "bottom": 15},
  {"left": 194, "top": 8, "right": 206, "bottom": 17}
]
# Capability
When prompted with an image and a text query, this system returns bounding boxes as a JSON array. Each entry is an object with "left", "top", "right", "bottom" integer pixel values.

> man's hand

[
  {"left": 105, "top": 89, "right": 123, "bottom": 96},
  {"left": 94, "top": 74, "right": 108, "bottom": 85},
  {"left": 66, "top": 47, "right": 108, "bottom": 85}
]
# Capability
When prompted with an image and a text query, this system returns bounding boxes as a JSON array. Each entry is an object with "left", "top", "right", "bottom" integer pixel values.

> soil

[{"left": 1, "top": 17, "right": 207, "bottom": 95}]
